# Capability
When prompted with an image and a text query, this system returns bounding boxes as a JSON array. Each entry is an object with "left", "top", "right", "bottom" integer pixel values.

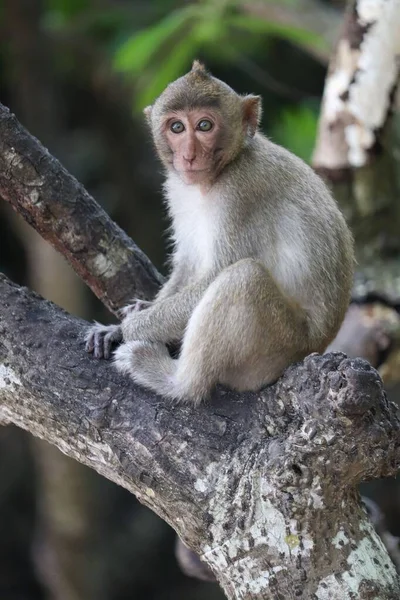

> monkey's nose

[{"left": 183, "top": 155, "right": 196, "bottom": 165}]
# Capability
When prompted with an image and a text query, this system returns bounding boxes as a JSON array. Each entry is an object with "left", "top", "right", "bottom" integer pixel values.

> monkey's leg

[
  {"left": 114, "top": 259, "right": 308, "bottom": 403},
  {"left": 174, "top": 258, "right": 308, "bottom": 401}
]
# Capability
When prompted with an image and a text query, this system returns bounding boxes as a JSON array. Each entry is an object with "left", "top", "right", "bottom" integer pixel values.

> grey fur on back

[{"left": 165, "top": 132, "right": 354, "bottom": 350}]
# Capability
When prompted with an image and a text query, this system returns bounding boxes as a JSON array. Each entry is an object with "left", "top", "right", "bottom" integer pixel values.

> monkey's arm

[
  {"left": 154, "top": 261, "right": 190, "bottom": 303},
  {"left": 121, "top": 276, "right": 212, "bottom": 344},
  {"left": 120, "top": 262, "right": 189, "bottom": 315},
  {"left": 86, "top": 263, "right": 191, "bottom": 358}
]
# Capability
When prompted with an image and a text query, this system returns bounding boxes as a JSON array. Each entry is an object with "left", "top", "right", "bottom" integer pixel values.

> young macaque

[{"left": 86, "top": 61, "right": 354, "bottom": 404}]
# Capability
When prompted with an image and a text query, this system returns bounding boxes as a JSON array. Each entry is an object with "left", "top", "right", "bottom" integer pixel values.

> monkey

[{"left": 85, "top": 60, "right": 355, "bottom": 404}]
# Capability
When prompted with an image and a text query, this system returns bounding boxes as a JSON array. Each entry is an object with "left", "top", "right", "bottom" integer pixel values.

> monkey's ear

[
  {"left": 143, "top": 105, "right": 152, "bottom": 124},
  {"left": 242, "top": 95, "right": 262, "bottom": 137}
]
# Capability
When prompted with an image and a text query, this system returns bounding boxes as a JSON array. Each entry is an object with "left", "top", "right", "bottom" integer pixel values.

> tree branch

[
  {"left": 1, "top": 273, "right": 400, "bottom": 598},
  {"left": 0, "top": 103, "right": 162, "bottom": 314}
]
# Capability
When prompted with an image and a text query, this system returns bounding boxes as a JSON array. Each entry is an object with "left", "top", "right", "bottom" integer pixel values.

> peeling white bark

[
  {"left": 313, "top": 0, "right": 400, "bottom": 172},
  {"left": 192, "top": 437, "right": 400, "bottom": 599}
]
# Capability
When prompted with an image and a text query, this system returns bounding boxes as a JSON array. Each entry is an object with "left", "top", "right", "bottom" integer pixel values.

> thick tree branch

[
  {"left": 0, "top": 103, "right": 162, "bottom": 314},
  {"left": 1, "top": 273, "right": 400, "bottom": 598}
]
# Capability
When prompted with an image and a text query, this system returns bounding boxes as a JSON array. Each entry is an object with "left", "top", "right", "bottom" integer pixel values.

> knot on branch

[
  {"left": 329, "top": 356, "right": 383, "bottom": 416},
  {"left": 263, "top": 352, "right": 400, "bottom": 489}
]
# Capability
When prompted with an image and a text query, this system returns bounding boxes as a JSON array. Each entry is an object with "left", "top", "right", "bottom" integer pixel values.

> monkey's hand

[
  {"left": 85, "top": 323, "right": 122, "bottom": 359},
  {"left": 118, "top": 299, "right": 152, "bottom": 319}
]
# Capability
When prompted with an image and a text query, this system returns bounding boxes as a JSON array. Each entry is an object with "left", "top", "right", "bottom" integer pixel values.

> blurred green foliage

[
  {"left": 112, "top": 0, "right": 326, "bottom": 109},
  {"left": 34, "top": 1, "right": 325, "bottom": 110},
  {"left": 44, "top": 0, "right": 89, "bottom": 19},
  {"left": 271, "top": 104, "right": 319, "bottom": 162}
]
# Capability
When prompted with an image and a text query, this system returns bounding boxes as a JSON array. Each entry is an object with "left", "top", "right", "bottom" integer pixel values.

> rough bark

[
  {"left": 0, "top": 103, "right": 162, "bottom": 315},
  {"left": 1, "top": 273, "right": 400, "bottom": 599},
  {"left": 363, "top": 497, "right": 400, "bottom": 573}
]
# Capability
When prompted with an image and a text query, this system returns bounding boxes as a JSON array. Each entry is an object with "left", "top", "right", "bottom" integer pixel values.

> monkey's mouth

[{"left": 177, "top": 167, "right": 211, "bottom": 174}]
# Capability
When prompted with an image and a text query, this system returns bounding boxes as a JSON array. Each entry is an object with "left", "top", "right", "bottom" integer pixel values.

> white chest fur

[{"left": 164, "top": 175, "right": 219, "bottom": 272}]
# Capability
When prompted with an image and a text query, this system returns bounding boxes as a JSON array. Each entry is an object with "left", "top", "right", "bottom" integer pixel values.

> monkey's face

[
  {"left": 145, "top": 62, "right": 263, "bottom": 185},
  {"left": 161, "top": 109, "right": 223, "bottom": 185}
]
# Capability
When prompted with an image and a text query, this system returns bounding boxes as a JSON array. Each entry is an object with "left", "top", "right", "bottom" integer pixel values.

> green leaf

[
  {"left": 44, "top": 0, "right": 89, "bottom": 17},
  {"left": 192, "top": 18, "right": 227, "bottom": 44},
  {"left": 226, "top": 15, "right": 327, "bottom": 51},
  {"left": 270, "top": 105, "right": 319, "bottom": 163},
  {"left": 42, "top": 0, "right": 89, "bottom": 29},
  {"left": 114, "top": 7, "right": 196, "bottom": 74},
  {"left": 135, "top": 36, "right": 197, "bottom": 110}
]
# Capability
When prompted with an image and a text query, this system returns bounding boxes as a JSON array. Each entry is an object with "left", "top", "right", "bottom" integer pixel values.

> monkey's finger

[
  {"left": 85, "top": 333, "right": 95, "bottom": 353},
  {"left": 93, "top": 333, "right": 105, "bottom": 359},
  {"left": 103, "top": 332, "right": 118, "bottom": 360}
]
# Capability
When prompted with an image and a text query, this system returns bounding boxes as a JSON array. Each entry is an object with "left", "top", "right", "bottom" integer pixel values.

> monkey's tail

[{"left": 113, "top": 341, "right": 211, "bottom": 404}]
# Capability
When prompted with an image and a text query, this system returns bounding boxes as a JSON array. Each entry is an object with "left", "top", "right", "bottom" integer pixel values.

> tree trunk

[{"left": 312, "top": 0, "right": 400, "bottom": 387}]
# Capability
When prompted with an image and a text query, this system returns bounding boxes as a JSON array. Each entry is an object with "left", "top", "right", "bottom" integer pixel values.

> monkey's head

[{"left": 144, "top": 61, "right": 262, "bottom": 185}]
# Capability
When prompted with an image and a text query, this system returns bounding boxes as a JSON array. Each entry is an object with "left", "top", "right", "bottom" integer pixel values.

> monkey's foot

[
  {"left": 114, "top": 341, "right": 174, "bottom": 396},
  {"left": 118, "top": 299, "right": 152, "bottom": 319},
  {"left": 85, "top": 323, "right": 122, "bottom": 360}
]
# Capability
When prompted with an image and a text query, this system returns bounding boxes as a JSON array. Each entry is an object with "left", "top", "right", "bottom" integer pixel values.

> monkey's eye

[
  {"left": 170, "top": 121, "right": 185, "bottom": 134},
  {"left": 197, "top": 119, "right": 213, "bottom": 132}
]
